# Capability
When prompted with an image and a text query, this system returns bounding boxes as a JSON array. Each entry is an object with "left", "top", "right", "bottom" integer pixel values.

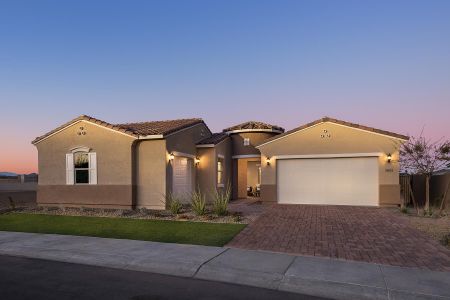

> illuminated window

[{"left": 217, "top": 158, "right": 224, "bottom": 186}]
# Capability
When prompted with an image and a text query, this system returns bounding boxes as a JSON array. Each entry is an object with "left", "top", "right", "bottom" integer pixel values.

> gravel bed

[{"left": 12, "top": 206, "right": 248, "bottom": 224}]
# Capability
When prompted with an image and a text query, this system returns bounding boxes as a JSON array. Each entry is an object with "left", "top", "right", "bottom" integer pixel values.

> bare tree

[{"left": 399, "top": 134, "right": 450, "bottom": 213}]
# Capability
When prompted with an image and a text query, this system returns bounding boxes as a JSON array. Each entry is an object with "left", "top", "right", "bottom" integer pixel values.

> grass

[{"left": 0, "top": 213, "right": 246, "bottom": 247}]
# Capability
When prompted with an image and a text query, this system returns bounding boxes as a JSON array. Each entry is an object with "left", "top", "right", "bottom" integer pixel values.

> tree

[{"left": 399, "top": 134, "right": 450, "bottom": 213}]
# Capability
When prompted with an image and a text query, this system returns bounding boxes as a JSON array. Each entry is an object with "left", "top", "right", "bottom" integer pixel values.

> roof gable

[
  {"left": 32, "top": 115, "right": 206, "bottom": 145},
  {"left": 223, "top": 121, "right": 284, "bottom": 133},
  {"left": 257, "top": 117, "right": 409, "bottom": 148}
]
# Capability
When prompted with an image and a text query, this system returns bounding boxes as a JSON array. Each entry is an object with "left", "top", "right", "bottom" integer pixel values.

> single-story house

[{"left": 32, "top": 115, "right": 408, "bottom": 209}]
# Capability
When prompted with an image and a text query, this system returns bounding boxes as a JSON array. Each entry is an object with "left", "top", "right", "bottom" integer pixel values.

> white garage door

[
  {"left": 277, "top": 157, "right": 379, "bottom": 206},
  {"left": 173, "top": 157, "right": 193, "bottom": 199}
]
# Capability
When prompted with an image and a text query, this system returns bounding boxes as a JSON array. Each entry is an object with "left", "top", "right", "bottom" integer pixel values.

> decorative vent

[
  {"left": 77, "top": 126, "right": 87, "bottom": 136},
  {"left": 320, "top": 129, "right": 331, "bottom": 139}
]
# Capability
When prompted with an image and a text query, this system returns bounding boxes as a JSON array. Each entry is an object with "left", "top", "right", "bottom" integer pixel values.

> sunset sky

[{"left": 1, "top": 0, "right": 449, "bottom": 174}]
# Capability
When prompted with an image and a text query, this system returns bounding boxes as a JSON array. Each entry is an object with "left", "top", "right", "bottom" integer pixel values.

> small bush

[
  {"left": 165, "top": 193, "right": 183, "bottom": 215},
  {"left": 423, "top": 208, "right": 433, "bottom": 217},
  {"left": 191, "top": 189, "right": 207, "bottom": 216},
  {"left": 212, "top": 184, "right": 231, "bottom": 216},
  {"left": 232, "top": 212, "right": 242, "bottom": 223},
  {"left": 400, "top": 207, "right": 408, "bottom": 214}
]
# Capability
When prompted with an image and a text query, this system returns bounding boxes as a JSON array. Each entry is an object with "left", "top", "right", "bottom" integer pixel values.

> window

[
  {"left": 243, "top": 138, "right": 250, "bottom": 146},
  {"left": 217, "top": 158, "right": 224, "bottom": 187},
  {"left": 66, "top": 149, "right": 97, "bottom": 185},
  {"left": 74, "top": 152, "right": 89, "bottom": 184}
]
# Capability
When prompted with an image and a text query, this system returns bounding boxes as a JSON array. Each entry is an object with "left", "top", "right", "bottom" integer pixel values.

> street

[{"left": 0, "top": 255, "right": 325, "bottom": 300}]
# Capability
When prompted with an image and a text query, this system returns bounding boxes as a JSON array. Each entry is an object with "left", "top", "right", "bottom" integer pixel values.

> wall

[
  {"left": 230, "top": 132, "right": 278, "bottom": 156},
  {"left": 258, "top": 122, "right": 403, "bottom": 205},
  {"left": 135, "top": 139, "right": 167, "bottom": 209},
  {"left": 35, "top": 120, "right": 135, "bottom": 208},
  {"left": 196, "top": 138, "right": 232, "bottom": 203},
  {"left": 165, "top": 123, "right": 211, "bottom": 203},
  {"left": 247, "top": 161, "right": 260, "bottom": 190}
]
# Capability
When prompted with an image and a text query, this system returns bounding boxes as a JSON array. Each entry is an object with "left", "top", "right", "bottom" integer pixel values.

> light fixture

[
  {"left": 266, "top": 157, "right": 271, "bottom": 166},
  {"left": 195, "top": 157, "right": 200, "bottom": 165},
  {"left": 168, "top": 153, "right": 175, "bottom": 161},
  {"left": 387, "top": 153, "right": 392, "bottom": 163}
]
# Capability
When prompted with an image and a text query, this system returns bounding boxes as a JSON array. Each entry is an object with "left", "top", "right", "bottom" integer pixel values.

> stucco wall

[
  {"left": 165, "top": 123, "right": 211, "bottom": 203},
  {"left": 135, "top": 139, "right": 167, "bottom": 209},
  {"left": 196, "top": 138, "right": 232, "bottom": 203},
  {"left": 35, "top": 120, "right": 135, "bottom": 208},
  {"left": 258, "top": 122, "right": 403, "bottom": 205},
  {"left": 230, "top": 132, "right": 278, "bottom": 156}
]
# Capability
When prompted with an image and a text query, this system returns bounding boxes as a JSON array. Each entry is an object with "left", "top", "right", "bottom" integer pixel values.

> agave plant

[{"left": 163, "top": 192, "right": 183, "bottom": 215}]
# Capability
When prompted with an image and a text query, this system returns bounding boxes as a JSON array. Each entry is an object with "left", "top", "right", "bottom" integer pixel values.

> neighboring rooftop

[
  {"left": 197, "top": 132, "right": 229, "bottom": 146},
  {"left": 257, "top": 116, "right": 409, "bottom": 147},
  {"left": 32, "top": 115, "right": 206, "bottom": 144},
  {"left": 222, "top": 121, "right": 285, "bottom": 134}
]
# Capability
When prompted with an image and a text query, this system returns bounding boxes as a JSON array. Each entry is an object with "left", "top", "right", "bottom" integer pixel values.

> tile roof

[
  {"left": 257, "top": 116, "right": 409, "bottom": 147},
  {"left": 223, "top": 121, "right": 285, "bottom": 133},
  {"left": 197, "top": 132, "right": 229, "bottom": 145},
  {"left": 32, "top": 115, "right": 205, "bottom": 144},
  {"left": 115, "top": 118, "right": 204, "bottom": 136}
]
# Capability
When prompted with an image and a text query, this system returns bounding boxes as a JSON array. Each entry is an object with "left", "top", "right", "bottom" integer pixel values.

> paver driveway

[{"left": 227, "top": 204, "right": 450, "bottom": 271}]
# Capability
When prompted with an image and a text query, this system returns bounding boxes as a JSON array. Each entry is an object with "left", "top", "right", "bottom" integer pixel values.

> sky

[{"left": 1, "top": 0, "right": 449, "bottom": 174}]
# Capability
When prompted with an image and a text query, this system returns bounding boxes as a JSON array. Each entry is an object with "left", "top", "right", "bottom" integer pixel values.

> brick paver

[{"left": 227, "top": 205, "right": 450, "bottom": 271}]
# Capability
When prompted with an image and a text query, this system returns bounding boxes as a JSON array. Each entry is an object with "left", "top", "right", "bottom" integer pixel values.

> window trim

[
  {"left": 217, "top": 157, "right": 224, "bottom": 187},
  {"left": 66, "top": 148, "right": 97, "bottom": 185}
]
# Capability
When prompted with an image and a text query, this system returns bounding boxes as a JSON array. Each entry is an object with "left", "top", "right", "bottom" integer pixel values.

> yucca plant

[
  {"left": 164, "top": 192, "right": 183, "bottom": 215},
  {"left": 191, "top": 188, "right": 207, "bottom": 216},
  {"left": 212, "top": 183, "right": 231, "bottom": 216}
]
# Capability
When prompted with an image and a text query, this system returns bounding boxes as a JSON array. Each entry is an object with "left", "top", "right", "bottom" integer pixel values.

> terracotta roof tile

[
  {"left": 257, "top": 116, "right": 409, "bottom": 147},
  {"left": 223, "top": 121, "right": 284, "bottom": 133},
  {"left": 32, "top": 115, "right": 205, "bottom": 144},
  {"left": 115, "top": 118, "right": 204, "bottom": 136},
  {"left": 197, "top": 132, "right": 229, "bottom": 145}
]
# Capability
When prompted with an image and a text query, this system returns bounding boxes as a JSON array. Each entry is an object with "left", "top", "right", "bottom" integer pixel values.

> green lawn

[{"left": 0, "top": 213, "right": 246, "bottom": 247}]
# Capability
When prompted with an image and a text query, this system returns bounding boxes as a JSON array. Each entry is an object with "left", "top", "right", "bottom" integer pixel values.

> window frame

[
  {"left": 217, "top": 157, "right": 224, "bottom": 187},
  {"left": 73, "top": 151, "right": 90, "bottom": 185},
  {"left": 66, "top": 147, "right": 97, "bottom": 185}
]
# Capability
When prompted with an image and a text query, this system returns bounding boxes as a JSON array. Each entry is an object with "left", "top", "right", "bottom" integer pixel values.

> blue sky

[{"left": 1, "top": 0, "right": 449, "bottom": 172}]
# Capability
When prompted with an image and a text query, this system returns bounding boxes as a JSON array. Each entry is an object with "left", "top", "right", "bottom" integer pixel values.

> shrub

[
  {"left": 212, "top": 184, "right": 231, "bottom": 216},
  {"left": 400, "top": 207, "right": 408, "bottom": 214},
  {"left": 191, "top": 188, "right": 207, "bottom": 216},
  {"left": 165, "top": 193, "right": 183, "bottom": 215}
]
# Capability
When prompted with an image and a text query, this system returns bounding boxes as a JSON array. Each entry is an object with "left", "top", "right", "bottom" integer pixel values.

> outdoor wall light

[
  {"left": 195, "top": 157, "right": 200, "bottom": 165},
  {"left": 387, "top": 153, "right": 392, "bottom": 163},
  {"left": 266, "top": 157, "right": 271, "bottom": 166},
  {"left": 168, "top": 153, "right": 175, "bottom": 161}
]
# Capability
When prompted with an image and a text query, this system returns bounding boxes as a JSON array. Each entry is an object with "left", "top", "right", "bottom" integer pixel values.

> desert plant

[
  {"left": 164, "top": 193, "right": 183, "bottom": 215},
  {"left": 191, "top": 188, "right": 207, "bottom": 216},
  {"left": 399, "top": 133, "right": 450, "bottom": 213},
  {"left": 212, "top": 183, "right": 231, "bottom": 216}
]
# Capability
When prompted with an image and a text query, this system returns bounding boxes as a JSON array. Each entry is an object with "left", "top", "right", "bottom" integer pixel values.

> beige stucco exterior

[
  {"left": 196, "top": 138, "right": 233, "bottom": 202},
  {"left": 257, "top": 121, "right": 403, "bottom": 206},
  {"left": 35, "top": 120, "right": 136, "bottom": 208}
]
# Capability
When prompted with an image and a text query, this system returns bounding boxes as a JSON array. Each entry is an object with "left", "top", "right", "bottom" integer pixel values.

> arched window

[{"left": 66, "top": 147, "right": 97, "bottom": 185}]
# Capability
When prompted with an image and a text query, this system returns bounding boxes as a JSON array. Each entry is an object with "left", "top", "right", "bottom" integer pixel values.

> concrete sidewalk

[{"left": 0, "top": 231, "right": 448, "bottom": 300}]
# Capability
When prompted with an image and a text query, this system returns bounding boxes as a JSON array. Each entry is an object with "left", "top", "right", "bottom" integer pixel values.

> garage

[{"left": 277, "top": 157, "right": 379, "bottom": 206}]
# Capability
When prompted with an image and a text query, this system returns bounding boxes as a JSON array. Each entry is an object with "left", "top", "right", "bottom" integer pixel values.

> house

[{"left": 32, "top": 115, "right": 408, "bottom": 209}]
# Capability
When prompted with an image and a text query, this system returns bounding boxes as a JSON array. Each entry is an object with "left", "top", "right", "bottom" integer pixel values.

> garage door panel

[{"left": 277, "top": 157, "right": 378, "bottom": 206}]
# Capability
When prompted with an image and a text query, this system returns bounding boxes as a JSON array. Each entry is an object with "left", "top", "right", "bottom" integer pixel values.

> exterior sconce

[
  {"left": 387, "top": 153, "right": 392, "bottom": 163},
  {"left": 195, "top": 157, "right": 200, "bottom": 166},
  {"left": 168, "top": 153, "right": 175, "bottom": 161},
  {"left": 266, "top": 157, "right": 271, "bottom": 166}
]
